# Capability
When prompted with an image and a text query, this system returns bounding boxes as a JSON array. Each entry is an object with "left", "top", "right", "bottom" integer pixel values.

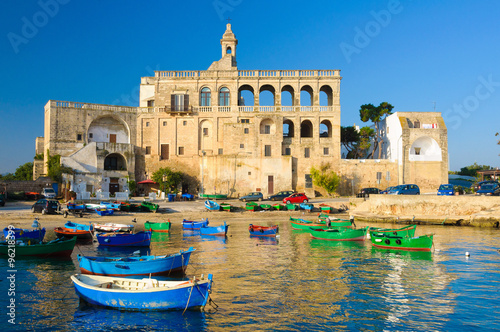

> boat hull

[
  {"left": 200, "top": 222, "right": 228, "bottom": 236},
  {"left": 96, "top": 232, "right": 151, "bottom": 247},
  {"left": 94, "top": 223, "right": 135, "bottom": 232},
  {"left": 369, "top": 225, "right": 417, "bottom": 238},
  {"left": 289, "top": 217, "right": 327, "bottom": 230},
  {"left": 248, "top": 224, "right": 278, "bottom": 237},
  {"left": 204, "top": 200, "right": 220, "bottom": 211},
  {"left": 310, "top": 227, "right": 368, "bottom": 241},
  {"left": 182, "top": 219, "right": 209, "bottom": 230},
  {"left": 55, "top": 227, "right": 93, "bottom": 239},
  {"left": 71, "top": 274, "right": 213, "bottom": 311},
  {"left": 371, "top": 234, "right": 433, "bottom": 251},
  {"left": 144, "top": 221, "right": 171, "bottom": 233},
  {"left": 3, "top": 227, "right": 46, "bottom": 241},
  {"left": 0, "top": 236, "right": 76, "bottom": 257},
  {"left": 78, "top": 248, "right": 195, "bottom": 276}
]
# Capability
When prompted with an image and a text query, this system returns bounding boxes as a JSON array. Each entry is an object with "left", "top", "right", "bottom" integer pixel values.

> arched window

[
  {"left": 226, "top": 47, "right": 232, "bottom": 54},
  {"left": 219, "top": 87, "right": 230, "bottom": 106},
  {"left": 200, "top": 87, "right": 211, "bottom": 106}
]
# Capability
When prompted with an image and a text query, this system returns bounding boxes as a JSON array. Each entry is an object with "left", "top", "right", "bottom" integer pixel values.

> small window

[
  {"left": 265, "top": 145, "right": 271, "bottom": 157},
  {"left": 183, "top": 121, "right": 187, "bottom": 126},
  {"left": 88, "top": 133, "right": 93, "bottom": 138},
  {"left": 203, "top": 128, "right": 209, "bottom": 136},
  {"left": 241, "top": 119, "right": 250, "bottom": 123},
  {"left": 244, "top": 128, "right": 249, "bottom": 134},
  {"left": 376, "top": 172, "right": 382, "bottom": 184},
  {"left": 146, "top": 122, "right": 150, "bottom": 127},
  {"left": 305, "top": 174, "right": 313, "bottom": 188},
  {"left": 77, "top": 134, "right": 82, "bottom": 141},
  {"left": 284, "top": 148, "right": 291, "bottom": 156},
  {"left": 414, "top": 120, "right": 420, "bottom": 128},
  {"left": 178, "top": 147, "right": 184, "bottom": 155},
  {"left": 163, "top": 121, "right": 167, "bottom": 126},
  {"left": 323, "top": 147, "right": 329, "bottom": 155},
  {"left": 218, "top": 148, "right": 223, "bottom": 155},
  {"left": 240, "top": 144, "right": 244, "bottom": 149},
  {"left": 248, "top": 171, "right": 251, "bottom": 175},
  {"left": 414, "top": 147, "right": 421, "bottom": 155},
  {"left": 145, "top": 146, "right": 151, "bottom": 155},
  {"left": 264, "top": 125, "right": 270, "bottom": 134},
  {"left": 304, "top": 148, "right": 310, "bottom": 158},
  {"left": 147, "top": 100, "right": 154, "bottom": 107}
]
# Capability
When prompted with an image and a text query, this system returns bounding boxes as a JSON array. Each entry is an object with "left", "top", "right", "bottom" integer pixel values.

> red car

[{"left": 283, "top": 193, "right": 309, "bottom": 204}]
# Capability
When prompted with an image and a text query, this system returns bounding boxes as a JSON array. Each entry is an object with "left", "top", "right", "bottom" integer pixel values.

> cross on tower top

[{"left": 226, "top": 17, "right": 232, "bottom": 24}]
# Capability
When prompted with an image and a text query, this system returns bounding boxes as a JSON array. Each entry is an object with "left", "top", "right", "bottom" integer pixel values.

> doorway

[{"left": 268, "top": 175, "right": 274, "bottom": 194}]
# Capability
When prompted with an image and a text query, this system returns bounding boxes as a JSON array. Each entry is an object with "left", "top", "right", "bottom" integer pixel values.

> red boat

[
  {"left": 54, "top": 227, "right": 93, "bottom": 239},
  {"left": 249, "top": 224, "right": 279, "bottom": 237}
]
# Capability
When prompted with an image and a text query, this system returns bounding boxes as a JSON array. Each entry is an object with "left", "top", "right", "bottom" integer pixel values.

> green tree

[
  {"left": 46, "top": 150, "right": 74, "bottom": 183},
  {"left": 0, "top": 173, "right": 16, "bottom": 181},
  {"left": 359, "top": 102, "right": 394, "bottom": 159},
  {"left": 310, "top": 163, "right": 340, "bottom": 196},
  {"left": 457, "top": 162, "right": 493, "bottom": 177},
  {"left": 152, "top": 167, "right": 183, "bottom": 193},
  {"left": 341, "top": 126, "right": 360, "bottom": 157},
  {"left": 14, "top": 162, "right": 34, "bottom": 181},
  {"left": 342, "top": 126, "right": 375, "bottom": 159}
]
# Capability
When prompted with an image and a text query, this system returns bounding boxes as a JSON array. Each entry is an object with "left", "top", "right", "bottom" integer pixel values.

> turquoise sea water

[{"left": 1, "top": 221, "right": 499, "bottom": 331}]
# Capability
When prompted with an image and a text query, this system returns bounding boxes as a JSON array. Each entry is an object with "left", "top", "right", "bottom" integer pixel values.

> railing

[
  {"left": 238, "top": 106, "right": 254, "bottom": 112},
  {"left": 282, "top": 106, "right": 295, "bottom": 112},
  {"left": 155, "top": 69, "right": 341, "bottom": 79},
  {"left": 199, "top": 106, "right": 213, "bottom": 112},
  {"left": 300, "top": 106, "right": 312, "bottom": 112},
  {"left": 259, "top": 106, "right": 274, "bottom": 112},
  {"left": 50, "top": 100, "right": 137, "bottom": 113}
]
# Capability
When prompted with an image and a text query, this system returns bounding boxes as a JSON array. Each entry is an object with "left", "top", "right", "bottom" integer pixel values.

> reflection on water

[{"left": 1, "top": 220, "right": 499, "bottom": 331}]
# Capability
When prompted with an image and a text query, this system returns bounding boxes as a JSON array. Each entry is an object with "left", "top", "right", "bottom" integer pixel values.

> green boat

[
  {"left": 319, "top": 205, "right": 332, "bottom": 213},
  {"left": 129, "top": 203, "right": 142, "bottom": 212},
  {"left": 245, "top": 202, "right": 259, "bottom": 211},
  {"left": 141, "top": 201, "right": 159, "bottom": 213},
  {"left": 286, "top": 203, "right": 298, "bottom": 211},
  {"left": 260, "top": 204, "right": 272, "bottom": 211},
  {"left": 369, "top": 224, "right": 416, "bottom": 238},
  {"left": 0, "top": 236, "right": 76, "bottom": 258},
  {"left": 199, "top": 194, "right": 228, "bottom": 199},
  {"left": 289, "top": 216, "right": 327, "bottom": 230},
  {"left": 144, "top": 220, "right": 171, "bottom": 233},
  {"left": 370, "top": 233, "right": 433, "bottom": 252},
  {"left": 310, "top": 226, "right": 368, "bottom": 241},
  {"left": 325, "top": 217, "right": 353, "bottom": 227},
  {"left": 220, "top": 202, "right": 232, "bottom": 211},
  {"left": 272, "top": 203, "right": 284, "bottom": 210}
]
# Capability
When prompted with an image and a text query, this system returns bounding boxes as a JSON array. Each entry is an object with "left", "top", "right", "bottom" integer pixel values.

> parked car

[
  {"left": 380, "top": 186, "right": 396, "bottom": 194},
  {"left": 268, "top": 190, "right": 295, "bottom": 201},
  {"left": 239, "top": 192, "right": 264, "bottom": 202},
  {"left": 41, "top": 187, "right": 57, "bottom": 199},
  {"left": 356, "top": 188, "right": 380, "bottom": 198},
  {"left": 387, "top": 184, "right": 420, "bottom": 195},
  {"left": 283, "top": 193, "right": 309, "bottom": 204},
  {"left": 31, "top": 199, "right": 60, "bottom": 214},
  {"left": 437, "top": 184, "right": 455, "bottom": 196},
  {"left": 0, "top": 193, "right": 5, "bottom": 207},
  {"left": 475, "top": 183, "right": 500, "bottom": 196},
  {"left": 473, "top": 180, "right": 499, "bottom": 192}
]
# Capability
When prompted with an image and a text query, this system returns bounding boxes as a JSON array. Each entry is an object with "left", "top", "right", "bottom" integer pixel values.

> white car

[{"left": 41, "top": 187, "right": 56, "bottom": 199}]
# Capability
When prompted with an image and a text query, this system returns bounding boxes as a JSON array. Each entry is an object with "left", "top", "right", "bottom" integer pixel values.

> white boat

[{"left": 93, "top": 223, "right": 134, "bottom": 232}]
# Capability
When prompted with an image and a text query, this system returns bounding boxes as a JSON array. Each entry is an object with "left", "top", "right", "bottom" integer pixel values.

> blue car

[
  {"left": 239, "top": 192, "right": 264, "bottom": 202},
  {"left": 475, "top": 183, "right": 500, "bottom": 196},
  {"left": 387, "top": 184, "right": 420, "bottom": 195},
  {"left": 437, "top": 184, "right": 455, "bottom": 196}
]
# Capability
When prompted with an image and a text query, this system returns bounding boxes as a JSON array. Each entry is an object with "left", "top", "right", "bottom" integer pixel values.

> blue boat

[
  {"left": 182, "top": 219, "right": 209, "bottom": 230},
  {"left": 300, "top": 203, "right": 314, "bottom": 212},
  {"left": 200, "top": 221, "right": 228, "bottom": 236},
  {"left": 96, "top": 208, "right": 114, "bottom": 216},
  {"left": 71, "top": 273, "right": 213, "bottom": 311},
  {"left": 64, "top": 221, "right": 93, "bottom": 232},
  {"left": 248, "top": 224, "right": 279, "bottom": 237},
  {"left": 204, "top": 200, "right": 220, "bottom": 211},
  {"left": 3, "top": 226, "right": 46, "bottom": 242},
  {"left": 78, "top": 247, "right": 195, "bottom": 276},
  {"left": 100, "top": 202, "right": 122, "bottom": 210},
  {"left": 67, "top": 203, "right": 86, "bottom": 210},
  {"left": 96, "top": 231, "right": 151, "bottom": 247}
]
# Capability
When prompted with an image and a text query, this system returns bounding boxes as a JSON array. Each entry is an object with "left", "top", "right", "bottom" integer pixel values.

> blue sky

[{"left": 1, "top": 0, "right": 499, "bottom": 173}]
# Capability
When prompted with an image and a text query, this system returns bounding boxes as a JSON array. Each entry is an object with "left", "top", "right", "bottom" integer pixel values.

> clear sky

[{"left": 1, "top": 0, "right": 499, "bottom": 174}]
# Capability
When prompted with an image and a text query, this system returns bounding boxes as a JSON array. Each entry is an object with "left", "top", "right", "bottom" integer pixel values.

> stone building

[{"left": 36, "top": 24, "right": 448, "bottom": 197}]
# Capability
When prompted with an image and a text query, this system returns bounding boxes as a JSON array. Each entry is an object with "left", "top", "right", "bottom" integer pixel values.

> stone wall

[{"left": 0, "top": 177, "right": 54, "bottom": 196}]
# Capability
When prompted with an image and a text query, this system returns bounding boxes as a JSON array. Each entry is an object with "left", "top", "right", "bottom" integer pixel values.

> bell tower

[{"left": 208, "top": 23, "right": 238, "bottom": 71}]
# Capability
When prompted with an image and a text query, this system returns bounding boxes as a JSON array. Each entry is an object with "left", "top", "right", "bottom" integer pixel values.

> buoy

[{"left": 465, "top": 252, "right": 470, "bottom": 257}]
